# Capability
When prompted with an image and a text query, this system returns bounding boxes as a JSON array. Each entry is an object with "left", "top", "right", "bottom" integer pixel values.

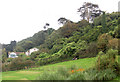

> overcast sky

[{"left": 0, "top": 0, "right": 119, "bottom": 44}]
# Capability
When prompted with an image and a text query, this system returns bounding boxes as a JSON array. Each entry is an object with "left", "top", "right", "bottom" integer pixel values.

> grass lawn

[{"left": 2, "top": 57, "right": 97, "bottom": 80}]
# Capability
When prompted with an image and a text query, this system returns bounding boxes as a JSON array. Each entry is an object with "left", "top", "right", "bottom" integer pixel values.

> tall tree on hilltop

[{"left": 78, "top": 2, "right": 102, "bottom": 22}]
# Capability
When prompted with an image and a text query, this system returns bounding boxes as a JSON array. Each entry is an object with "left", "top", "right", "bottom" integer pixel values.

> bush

[
  {"left": 67, "top": 72, "right": 85, "bottom": 80},
  {"left": 36, "top": 67, "right": 70, "bottom": 80},
  {"left": 6, "top": 58, "right": 13, "bottom": 62},
  {"left": 3, "top": 57, "right": 35, "bottom": 71},
  {"left": 38, "top": 52, "right": 49, "bottom": 58},
  {"left": 85, "top": 68, "right": 117, "bottom": 80},
  {"left": 85, "top": 42, "right": 98, "bottom": 57},
  {"left": 96, "top": 50, "right": 117, "bottom": 70},
  {"left": 56, "top": 67, "right": 70, "bottom": 78},
  {"left": 95, "top": 49, "right": 119, "bottom": 77},
  {"left": 36, "top": 65, "right": 117, "bottom": 80},
  {"left": 36, "top": 71, "right": 64, "bottom": 80},
  {"left": 2, "top": 64, "right": 10, "bottom": 72},
  {"left": 97, "top": 33, "right": 113, "bottom": 52},
  {"left": 19, "top": 53, "right": 26, "bottom": 58}
]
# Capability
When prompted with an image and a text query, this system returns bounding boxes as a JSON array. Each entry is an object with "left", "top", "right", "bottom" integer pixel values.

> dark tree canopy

[
  {"left": 43, "top": 23, "right": 50, "bottom": 29},
  {"left": 58, "top": 17, "right": 69, "bottom": 25}
]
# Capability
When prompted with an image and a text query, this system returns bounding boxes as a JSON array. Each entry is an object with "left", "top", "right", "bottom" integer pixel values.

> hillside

[
  {"left": 18, "top": 12, "right": 120, "bottom": 65},
  {"left": 2, "top": 12, "right": 120, "bottom": 66},
  {"left": 1, "top": 9, "right": 120, "bottom": 82}
]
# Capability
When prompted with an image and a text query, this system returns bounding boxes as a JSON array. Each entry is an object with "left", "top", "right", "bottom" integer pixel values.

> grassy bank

[{"left": 2, "top": 57, "right": 97, "bottom": 80}]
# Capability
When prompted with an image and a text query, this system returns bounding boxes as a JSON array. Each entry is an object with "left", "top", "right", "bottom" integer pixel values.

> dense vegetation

[{"left": 1, "top": 2, "right": 120, "bottom": 81}]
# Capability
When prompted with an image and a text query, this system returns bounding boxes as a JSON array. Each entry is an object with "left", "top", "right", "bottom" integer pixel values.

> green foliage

[
  {"left": 79, "top": 26, "right": 101, "bottom": 42},
  {"left": 2, "top": 57, "right": 35, "bottom": 71},
  {"left": 85, "top": 68, "right": 117, "bottom": 80},
  {"left": 73, "top": 40, "right": 88, "bottom": 57},
  {"left": 69, "top": 64, "right": 78, "bottom": 70},
  {"left": 97, "top": 33, "right": 113, "bottom": 52},
  {"left": 2, "top": 41, "right": 16, "bottom": 52},
  {"left": 15, "top": 28, "right": 55, "bottom": 51},
  {"left": 6, "top": 58, "right": 13, "bottom": 62},
  {"left": 77, "top": 20, "right": 89, "bottom": 28},
  {"left": 36, "top": 64, "right": 117, "bottom": 80},
  {"left": 59, "top": 21, "right": 78, "bottom": 38},
  {"left": 57, "top": 67, "right": 70, "bottom": 78},
  {"left": 19, "top": 53, "right": 26, "bottom": 58},
  {"left": 37, "top": 52, "right": 49, "bottom": 58},
  {"left": 49, "top": 44, "right": 63, "bottom": 54},
  {"left": 93, "top": 16, "right": 102, "bottom": 26},
  {"left": 2, "top": 48, "right": 7, "bottom": 63},
  {"left": 96, "top": 49, "right": 119, "bottom": 75},
  {"left": 15, "top": 46, "right": 25, "bottom": 52},
  {"left": 36, "top": 71, "right": 65, "bottom": 80},
  {"left": 30, "top": 51, "right": 40, "bottom": 61},
  {"left": 67, "top": 72, "right": 85, "bottom": 80},
  {"left": 43, "top": 30, "right": 62, "bottom": 49},
  {"left": 101, "top": 12, "right": 107, "bottom": 33}
]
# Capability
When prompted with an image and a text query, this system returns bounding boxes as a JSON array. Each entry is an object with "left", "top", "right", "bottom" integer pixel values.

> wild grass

[{"left": 2, "top": 57, "right": 96, "bottom": 80}]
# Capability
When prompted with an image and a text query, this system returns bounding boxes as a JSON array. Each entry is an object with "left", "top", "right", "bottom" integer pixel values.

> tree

[
  {"left": 97, "top": 33, "right": 113, "bottom": 52},
  {"left": 43, "top": 23, "right": 50, "bottom": 29},
  {"left": 2, "top": 48, "right": 7, "bottom": 63},
  {"left": 59, "top": 21, "right": 78, "bottom": 38},
  {"left": 10, "top": 40, "right": 16, "bottom": 51},
  {"left": 107, "top": 38, "right": 118, "bottom": 49},
  {"left": 101, "top": 12, "right": 107, "bottom": 33},
  {"left": 78, "top": 2, "right": 102, "bottom": 22},
  {"left": 58, "top": 17, "right": 69, "bottom": 25}
]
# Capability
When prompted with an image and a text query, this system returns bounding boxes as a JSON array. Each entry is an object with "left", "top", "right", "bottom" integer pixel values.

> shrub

[
  {"left": 97, "top": 33, "right": 113, "bottom": 52},
  {"left": 96, "top": 50, "right": 117, "bottom": 71},
  {"left": 6, "top": 58, "right": 13, "bottom": 62},
  {"left": 30, "top": 51, "right": 40, "bottom": 61},
  {"left": 19, "top": 53, "right": 26, "bottom": 58},
  {"left": 85, "top": 42, "right": 98, "bottom": 57},
  {"left": 56, "top": 67, "right": 70, "bottom": 78},
  {"left": 67, "top": 72, "right": 85, "bottom": 80},
  {"left": 38, "top": 52, "right": 49, "bottom": 58},
  {"left": 107, "top": 38, "right": 119, "bottom": 49},
  {"left": 24, "top": 56, "right": 30, "bottom": 60},
  {"left": 95, "top": 49, "right": 119, "bottom": 77},
  {"left": 2, "top": 64, "right": 10, "bottom": 72},
  {"left": 36, "top": 71, "right": 65, "bottom": 80},
  {"left": 85, "top": 68, "right": 117, "bottom": 80},
  {"left": 5, "top": 57, "right": 35, "bottom": 71}
]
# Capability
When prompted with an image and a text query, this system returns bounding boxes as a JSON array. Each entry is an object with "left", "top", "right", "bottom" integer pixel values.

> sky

[{"left": 0, "top": 0, "right": 119, "bottom": 44}]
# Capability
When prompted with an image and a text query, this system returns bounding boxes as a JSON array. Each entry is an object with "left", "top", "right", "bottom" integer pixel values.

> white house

[
  {"left": 8, "top": 52, "right": 18, "bottom": 58},
  {"left": 25, "top": 47, "right": 39, "bottom": 56}
]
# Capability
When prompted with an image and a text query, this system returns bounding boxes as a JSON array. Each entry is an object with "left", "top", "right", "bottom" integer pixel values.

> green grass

[{"left": 2, "top": 57, "right": 97, "bottom": 80}]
